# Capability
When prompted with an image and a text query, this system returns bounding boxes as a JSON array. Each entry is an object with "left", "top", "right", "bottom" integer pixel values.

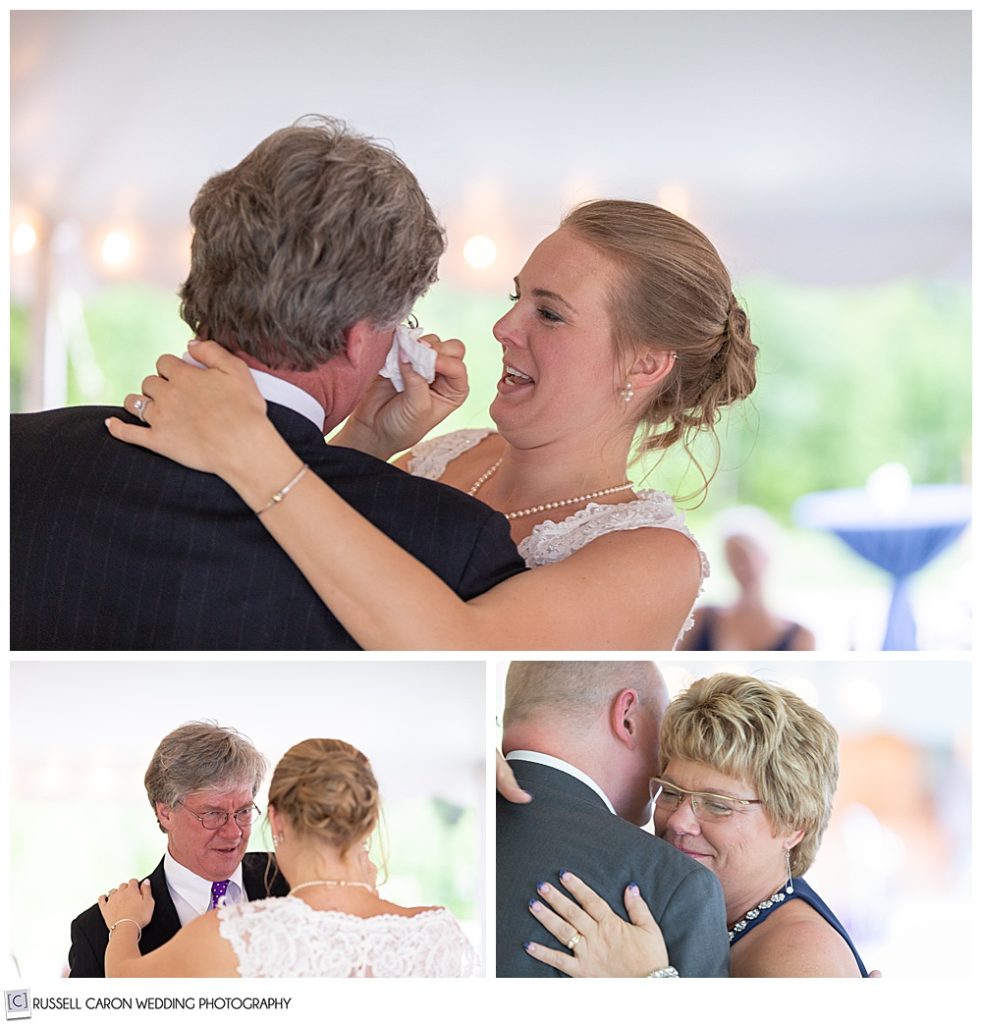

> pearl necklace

[
  {"left": 288, "top": 879, "right": 376, "bottom": 896},
  {"left": 468, "top": 458, "right": 634, "bottom": 521},
  {"left": 727, "top": 882, "right": 794, "bottom": 944}
]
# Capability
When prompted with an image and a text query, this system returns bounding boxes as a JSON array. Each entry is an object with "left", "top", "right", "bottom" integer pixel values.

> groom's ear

[{"left": 610, "top": 688, "right": 641, "bottom": 749}]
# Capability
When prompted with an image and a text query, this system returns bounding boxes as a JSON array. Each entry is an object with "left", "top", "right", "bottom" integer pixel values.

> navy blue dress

[{"left": 730, "top": 877, "right": 869, "bottom": 977}]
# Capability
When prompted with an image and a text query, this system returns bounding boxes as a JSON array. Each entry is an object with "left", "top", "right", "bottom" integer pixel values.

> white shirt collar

[
  {"left": 183, "top": 353, "right": 326, "bottom": 432},
  {"left": 163, "top": 850, "right": 246, "bottom": 920},
  {"left": 505, "top": 750, "right": 617, "bottom": 815}
]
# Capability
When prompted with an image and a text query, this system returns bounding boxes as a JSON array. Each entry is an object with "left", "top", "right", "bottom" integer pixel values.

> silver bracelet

[
  {"left": 256, "top": 463, "right": 309, "bottom": 516},
  {"left": 109, "top": 918, "right": 143, "bottom": 943},
  {"left": 647, "top": 965, "right": 679, "bottom": 978}
]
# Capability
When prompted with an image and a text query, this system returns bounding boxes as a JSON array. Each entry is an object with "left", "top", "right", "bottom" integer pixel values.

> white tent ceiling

[{"left": 10, "top": 9, "right": 971, "bottom": 292}]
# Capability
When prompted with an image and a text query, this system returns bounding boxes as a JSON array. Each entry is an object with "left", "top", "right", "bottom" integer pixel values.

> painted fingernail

[
  {"left": 629, "top": 883, "right": 640, "bottom": 893},
  {"left": 523, "top": 942, "right": 534, "bottom": 952},
  {"left": 537, "top": 882, "right": 551, "bottom": 894},
  {"left": 559, "top": 869, "right": 569, "bottom": 879},
  {"left": 528, "top": 899, "right": 543, "bottom": 912}
]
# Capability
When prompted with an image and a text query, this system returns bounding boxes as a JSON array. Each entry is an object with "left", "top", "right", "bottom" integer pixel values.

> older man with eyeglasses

[{"left": 67, "top": 722, "right": 289, "bottom": 978}]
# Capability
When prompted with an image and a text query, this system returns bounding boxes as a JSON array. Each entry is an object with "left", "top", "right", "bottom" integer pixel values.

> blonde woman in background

[{"left": 98, "top": 739, "right": 479, "bottom": 977}]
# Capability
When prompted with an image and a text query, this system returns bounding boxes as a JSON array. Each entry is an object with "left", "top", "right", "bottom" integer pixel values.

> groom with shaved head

[{"left": 496, "top": 660, "right": 729, "bottom": 977}]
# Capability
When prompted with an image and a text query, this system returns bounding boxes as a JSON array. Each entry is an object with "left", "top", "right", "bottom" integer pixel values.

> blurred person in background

[{"left": 682, "top": 506, "right": 815, "bottom": 651}]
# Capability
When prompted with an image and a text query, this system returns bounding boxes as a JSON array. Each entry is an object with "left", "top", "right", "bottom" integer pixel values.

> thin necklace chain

[
  {"left": 467, "top": 457, "right": 633, "bottom": 521},
  {"left": 288, "top": 878, "right": 376, "bottom": 896}
]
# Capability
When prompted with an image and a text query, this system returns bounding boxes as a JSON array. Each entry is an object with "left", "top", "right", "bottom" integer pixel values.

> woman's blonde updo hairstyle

[
  {"left": 659, "top": 674, "right": 839, "bottom": 876},
  {"left": 561, "top": 200, "right": 758, "bottom": 497},
  {"left": 268, "top": 738, "right": 380, "bottom": 854}
]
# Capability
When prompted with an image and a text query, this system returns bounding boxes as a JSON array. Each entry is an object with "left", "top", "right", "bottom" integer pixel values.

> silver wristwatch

[{"left": 647, "top": 965, "right": 680, "bottom": 978}]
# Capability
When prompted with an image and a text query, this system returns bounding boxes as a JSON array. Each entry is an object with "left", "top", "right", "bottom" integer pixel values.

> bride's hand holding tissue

[{"left": 331, "top": 328, "right": 470, "bottom": 460}]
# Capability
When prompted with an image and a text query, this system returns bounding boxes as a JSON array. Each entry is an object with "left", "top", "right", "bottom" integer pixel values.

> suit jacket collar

[
  {"left": 241, "top": 851, "right": 285, "bottom": 900},
  {"left": 506, "top": 751, "right": 616, "bottom": 814},
  {"left": 506, "top": 759, "right": 618, "bottom": 816},
  {"left": 142, "top": 857, "right": 182, "bottom": 952}
]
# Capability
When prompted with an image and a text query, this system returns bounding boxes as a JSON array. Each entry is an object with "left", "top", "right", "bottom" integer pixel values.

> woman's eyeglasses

[{"left": 649, "top": 777, "right": 762, "bottom": 822}]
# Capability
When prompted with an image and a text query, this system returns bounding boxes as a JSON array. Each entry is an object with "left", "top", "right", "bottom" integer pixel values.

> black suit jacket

[
  {"left": 11, "top": 402, "right": 525, "bottom": 649},
  {"left": 67, "top": 851, "right": 288, "bottom": 978},
  {"left": 496, "top": 760, "right": 730, "bottom": 977}
]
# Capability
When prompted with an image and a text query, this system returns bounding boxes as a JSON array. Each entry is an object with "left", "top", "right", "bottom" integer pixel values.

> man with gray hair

[
  {"left": 11, "top": 115, "right": 523, "bottom": 649},
  {"left": 67, "top": 722, "right": 288, "bottom": 977},
  {"left": 497, "top": 661, "right": 729, "bottom": 977}
]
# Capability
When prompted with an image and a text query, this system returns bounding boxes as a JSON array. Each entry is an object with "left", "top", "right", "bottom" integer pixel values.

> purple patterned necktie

[{"left": 210, "top": 879, "right": 230, "bottom": 909}]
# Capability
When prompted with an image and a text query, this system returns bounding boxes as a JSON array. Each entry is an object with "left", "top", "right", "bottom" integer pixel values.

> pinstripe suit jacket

[
  {"left": 496, "top": 760, "right": 730, "bottom": 977},
  {"left": 11, "top": 402, "right": 525, "bottom": 650}
]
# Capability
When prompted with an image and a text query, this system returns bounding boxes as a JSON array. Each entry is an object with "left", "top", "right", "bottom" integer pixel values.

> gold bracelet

[
  {"left": 109, "top": 918, "right": 143, "bottom": 942},
  {"left": 256, "top": 463, "right": 310, "bottom": 517}
]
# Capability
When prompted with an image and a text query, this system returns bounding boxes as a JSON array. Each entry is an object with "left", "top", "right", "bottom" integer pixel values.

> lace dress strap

[
  {"left": 518, "top": 490, "right": 709, "bottom": 647},
  {"left": 407, "top": 428, "right": 495, "bottom": 480},
  {"left": 218, "top": 898, "right": 481, "bottom": 978}
]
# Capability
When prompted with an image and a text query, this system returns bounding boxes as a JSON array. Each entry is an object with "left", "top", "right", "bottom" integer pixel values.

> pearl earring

[
  {"left": 784, "top": 849, "right": 794, "bottom": 895},
  {"left": 619, "top": 378, "right": 634, "bottom": 403}
]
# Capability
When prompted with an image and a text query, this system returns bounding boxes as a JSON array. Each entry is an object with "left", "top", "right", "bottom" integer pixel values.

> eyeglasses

[
  {"left": 649, "top": 777, "right": 762, "bottom": 822},
  {"left": 177, "top": 801, "right": 260, "bottom": 830}
]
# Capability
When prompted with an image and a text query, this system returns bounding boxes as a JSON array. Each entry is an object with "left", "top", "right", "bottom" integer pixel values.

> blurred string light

[
  {"left": 11, "top": 220, "right": 37, "bottom": 254},
  {"left": 101, "top": 229, "right": 132, "bottom": 266},
  {"left": 838, "top": 675, "right": 883, "bottom": 720},
  {"left": 463, "top": 234, "right": 497, "bottom": 268}
]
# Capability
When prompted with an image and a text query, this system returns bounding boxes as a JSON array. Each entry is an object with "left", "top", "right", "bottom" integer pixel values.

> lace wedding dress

[
  {"left": 409, "top": 429, "right": 709, "bottom": 642},
  {"left": 218, "top": 898, "right": 481, "bottom": 977}
]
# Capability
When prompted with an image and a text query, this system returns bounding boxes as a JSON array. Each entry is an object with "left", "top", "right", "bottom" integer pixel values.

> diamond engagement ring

[
  {"left": 566, "top": 931, "right": 582, "bottom": 950},
  {"left": 133, "top": 396, "right": 152, "bottom": 422}
]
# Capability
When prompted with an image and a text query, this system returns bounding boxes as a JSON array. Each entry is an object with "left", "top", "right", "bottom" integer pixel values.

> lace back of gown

[{"left": 218, "top": 899, "right": 481, "bottom": 978}]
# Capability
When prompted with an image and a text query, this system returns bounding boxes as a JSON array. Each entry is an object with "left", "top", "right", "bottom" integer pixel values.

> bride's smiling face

[{"left": 489, "top": 229, "right": 630, "bottom": 446}]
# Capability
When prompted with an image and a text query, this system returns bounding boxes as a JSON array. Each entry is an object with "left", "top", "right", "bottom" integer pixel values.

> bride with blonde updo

[{"left": 98, "top": 738, "right": 480, "bottom": 977}]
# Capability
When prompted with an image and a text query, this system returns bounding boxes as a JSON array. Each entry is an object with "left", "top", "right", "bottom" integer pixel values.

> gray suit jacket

[{"left": 496, "top": 759, "right": 730, "bottom": 977}]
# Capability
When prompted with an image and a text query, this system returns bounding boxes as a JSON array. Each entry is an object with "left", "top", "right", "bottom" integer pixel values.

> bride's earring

[
  {"left": 784, "top": 849, "right": 794, "bottom": 895},
  {"left": 273, "top": 831, "right": 284, "bottom": 848},
  {"left": 619, "top": 377, "right": 634, "bottom": 403}
]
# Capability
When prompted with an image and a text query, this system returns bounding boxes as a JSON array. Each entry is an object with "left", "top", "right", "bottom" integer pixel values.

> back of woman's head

[
  {"left": 659, "top": 673, "right": 838, "bottom": 876},
  {"left": 268, "top": 738, "right": 380, "bottom": 854},
  {"left": 561, "top": 200, "right": 758, "bottom": 496}
]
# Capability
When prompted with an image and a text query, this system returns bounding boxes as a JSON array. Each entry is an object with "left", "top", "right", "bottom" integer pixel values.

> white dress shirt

[
  {"left": 183, "top": 354, "right": 326, "bottom": 433},
  {"left": 163, "top": 851, "right": 247, "bottom": 927},
  {"left": 505, "top": 750, "right": 617, "bottom": 814}
]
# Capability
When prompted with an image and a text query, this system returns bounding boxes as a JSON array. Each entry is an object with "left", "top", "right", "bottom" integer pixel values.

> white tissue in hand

[{"left": 379, "top": 325, "right": 437, "bottom": 393}]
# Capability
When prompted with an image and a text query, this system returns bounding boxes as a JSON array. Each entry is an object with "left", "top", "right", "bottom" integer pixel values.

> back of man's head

[
  {"left": 502, "top": 661, "right": 668, "bottom": 825},
  {"left": 503, "top": 661, "right": 667, "bottom": 735},
  {"left": 179, "top": 114, "right": 445, "bottom": 371}
]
